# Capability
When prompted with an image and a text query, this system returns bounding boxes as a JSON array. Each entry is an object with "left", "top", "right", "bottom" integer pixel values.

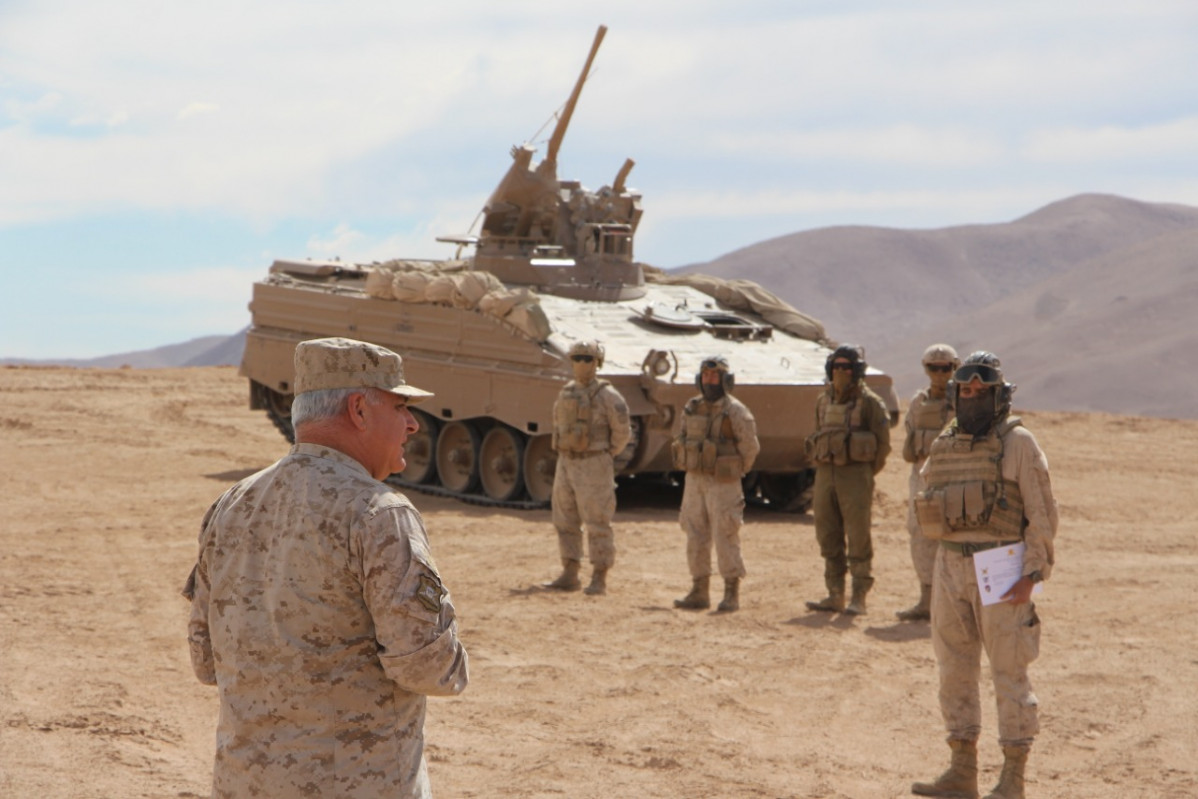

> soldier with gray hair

[
  {"left": 544, "top": 339, "right": 632, "bottom": 595},
  {"left": 896, "top": 343, "right": 960, "bottom": 622},
  {"left": 911, "top": 351, "right": 1058, "bottom": 799},
  {"left": 672, "top": 355, "right": 760, "bottom": 613},
  {"left": 184, "top": 336, "right": 469, "bottom": 799}
]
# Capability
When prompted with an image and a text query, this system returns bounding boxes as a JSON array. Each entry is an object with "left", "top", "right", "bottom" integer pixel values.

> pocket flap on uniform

[
  {"left": 944, "top": 483, "right": 966, "bottom": 525},
  {"left": 914, "top": 489, "right": 949, "bottom": 539},
  {"left": 962, "top": 481, "right": 986, "bottom": 522}
]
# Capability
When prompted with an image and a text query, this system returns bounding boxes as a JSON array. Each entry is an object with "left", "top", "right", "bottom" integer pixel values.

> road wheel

[
  {"left": 522, "top": 434, "right": 557, "bottom": 504},
  {"left": 402, "top": 409, "right": 439, "bottom": 484},
  {"left": 479, "top": 426, "right": 526, "bottom": 502},
  {"left": 435, "top": 421, "right": 481, "bottom": 494}
]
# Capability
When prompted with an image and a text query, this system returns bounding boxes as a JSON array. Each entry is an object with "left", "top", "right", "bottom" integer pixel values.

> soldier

[
  {"left": 184, "top": 337, "right": 469, "bottom": 799},
  {"left": 896, "top": 343, "right": 961, "bottom": 622},
  {"left": 911, "top": 352, "right": 1058, "bottom": 799},
  {"left": 672, "top": 356, "right": 760, "bottom": 613},
  {"left": 544, "top": 340, "right": 632, "bottom": 596},
  {"left": 804, "top": 344, "right": 891, "bottom": 616}
]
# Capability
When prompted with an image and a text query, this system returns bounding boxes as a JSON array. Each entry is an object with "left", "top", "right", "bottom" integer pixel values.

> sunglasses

[
  {"left": 926, "top": 364, "right": 953, "bottom": 373},
  {"left": 953, "top": 363, "right": 1001, "bottom": 384},
  {"left": 571, "top": 354, "right": 595, "bottom": 363},
  {"left": 830, "top": 362, "right": 854, "bottom": 371}
]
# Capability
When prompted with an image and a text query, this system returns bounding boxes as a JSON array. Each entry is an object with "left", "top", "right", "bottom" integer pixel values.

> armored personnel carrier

[{"left": 239, "top": 26, "right": 899, "bottom": 510}]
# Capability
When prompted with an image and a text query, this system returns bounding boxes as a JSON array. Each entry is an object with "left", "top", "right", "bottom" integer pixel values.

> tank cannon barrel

[
  {"left": 544, "top": 24, "right": 606, "bottom": 167},
  {"left": 612, "top": 158, "right": 635, "bottom": 194}
]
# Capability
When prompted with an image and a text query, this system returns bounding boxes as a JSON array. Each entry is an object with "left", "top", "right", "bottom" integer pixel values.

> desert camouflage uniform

[
  {"left": 919, "top": 419, "right": 1058, "bottom": 745},
  {"left": 551, "top": 378, "right": 631, "bottom": 568},
  {"left": 677, "top": 394, "right": 760, "bottom": 579},
  {"left": 186, "top": 443, "right": 469, "bottom": 799},
  {"left": 808, "top": 382, "right": 891, "bottom": 591},
  {"left": 903, "top": 387, "right": 953, "bottom": 585}
]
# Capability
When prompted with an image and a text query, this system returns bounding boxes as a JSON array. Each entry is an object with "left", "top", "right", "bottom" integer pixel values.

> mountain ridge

[{"left": 6, "top": 193, "right": 1195, "bottom": 419}]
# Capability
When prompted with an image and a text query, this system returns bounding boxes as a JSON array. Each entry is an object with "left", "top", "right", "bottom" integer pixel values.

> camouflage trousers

[
  {"left": 906, "top": 463, "right": 939, "bottom": 585},
  {"left": 679, "top": 472, "right": 746, "bottom": 580},
  {"left": 551, "top": 453, "right": 617, "bottom": 568},
  {"left": 931, "top": 545, "right": 1042, "bottom": 746},
  {"left": 812, "top": 462, "right": 875, "bottom": 584}
]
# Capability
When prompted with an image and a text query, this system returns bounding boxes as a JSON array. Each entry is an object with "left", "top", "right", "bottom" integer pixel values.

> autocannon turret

[{"left": 441, "top": 25, "right": 646, "bottom": 301}]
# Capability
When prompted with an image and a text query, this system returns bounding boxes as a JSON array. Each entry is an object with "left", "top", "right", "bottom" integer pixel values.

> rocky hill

[{"left": 681, "top": 193, "right": 1198, "bottom": 418}]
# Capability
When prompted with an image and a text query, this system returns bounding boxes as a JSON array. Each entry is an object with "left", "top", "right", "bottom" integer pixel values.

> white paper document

[{"left": 972, "top": 542, "right": 1044, "bottom": 606}]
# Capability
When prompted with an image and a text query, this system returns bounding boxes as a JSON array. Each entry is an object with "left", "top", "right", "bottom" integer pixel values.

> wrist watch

[{"left": 1025, "top": 570, "right": 1043, "bottom": 584}]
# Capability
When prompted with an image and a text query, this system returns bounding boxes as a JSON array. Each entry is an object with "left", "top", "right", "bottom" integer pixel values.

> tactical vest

[
  {"left": 904, "top": 392, "right": 952, "bottom": 462},
  {"left": 554, "top": 380, "right": 613, "bottom": 454},
  {"left": 671, "top": 397, "right": 743, "bottom": 481},
  {"left": 914, "top": 418, "right": 1026, "bottom": 541},
  {"left": 804, "top": 389, "right": 878, "bottom": 466}
]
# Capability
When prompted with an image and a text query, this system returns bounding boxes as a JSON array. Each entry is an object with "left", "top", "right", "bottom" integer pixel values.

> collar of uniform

[
  {"left": 829, "top": 382, "right": 861, "bottom": 402},
  {"left": 290, "top": 442, "right": 374, "bottom": 479}
]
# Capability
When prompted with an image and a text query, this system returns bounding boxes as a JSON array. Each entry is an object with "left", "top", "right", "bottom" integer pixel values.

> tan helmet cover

[
  {"left": 921, "top": 343, "right": 960, "bottom": 368},
  {"left": 568, "top": 339, "right": 605, "bottom": 367}
]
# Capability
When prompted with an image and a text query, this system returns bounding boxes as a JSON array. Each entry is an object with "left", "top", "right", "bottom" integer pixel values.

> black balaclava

[{"left": 956, "top": 390, "right": 996, "bottom": 436}]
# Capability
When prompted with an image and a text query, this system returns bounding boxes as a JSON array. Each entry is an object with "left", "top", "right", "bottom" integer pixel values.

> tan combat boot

[
  {"left": 673, "top": 576, "right": 711, "bottom": 610},
  {"left": 805, "top": 592, "right": 845, "bottom": 612},
  {"left": 806, "top": 577, "right": 846, "bottom": 612},
  {"left": 911, "top": 738, "right": 979, "bottom": 798},
  {"left": 583, "top": 567, "right": 607, "bottom": 596},
  {"left": 717, "top": 578, "right": 739, "bottom": 612},
  {"left": 543, "top": 558, "right": 582, "bottom": 591},
  {"left": 896, "top": 583, "right": 933, "bottom": 621},
  {"left": 982, "top": 746, "right": 1027, "bottom": 799},
  {"left": 844, "top": 577, "right": 872, "bottom": 616}
]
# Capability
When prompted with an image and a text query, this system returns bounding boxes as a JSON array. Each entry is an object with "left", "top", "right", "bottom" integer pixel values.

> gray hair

[{"left": 291, "top": 386, "right": 382, "bottom": 427}]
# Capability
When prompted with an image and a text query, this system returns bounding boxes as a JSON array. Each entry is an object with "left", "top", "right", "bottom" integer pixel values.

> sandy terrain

[{"left": 1, "top": 365, "right": 1195, "bottom": 798}]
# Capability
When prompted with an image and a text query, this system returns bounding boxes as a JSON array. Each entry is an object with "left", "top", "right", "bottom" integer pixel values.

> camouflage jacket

[{"left": 186, "top": 443, "right": 469, "bottom": 799}]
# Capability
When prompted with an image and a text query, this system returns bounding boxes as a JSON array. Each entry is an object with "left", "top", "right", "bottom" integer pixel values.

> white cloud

[
  {"left": 108, "top": 265, "right": 263, "bottom": 305},
  {"left": 711, "top": 125, "right": 1005, "bottom": 167},
  {"left": 177, "top": 102, "right": 219, "bottom": 120},
  {"left": 650, "top": 185, "right": 1072, "bottom": 225},
  {"left": 1023, "top": 117, "right": 1198, "bottom": 163}
]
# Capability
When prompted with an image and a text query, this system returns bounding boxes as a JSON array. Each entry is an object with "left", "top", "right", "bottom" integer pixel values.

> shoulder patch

[{"left": 416, "top": 573, "right": 443, "bottom": 613}]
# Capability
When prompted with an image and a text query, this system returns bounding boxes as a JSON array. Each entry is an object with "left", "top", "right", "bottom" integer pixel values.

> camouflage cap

[{"left": 293, "top": 337, "right": 433, "bottom": 402}]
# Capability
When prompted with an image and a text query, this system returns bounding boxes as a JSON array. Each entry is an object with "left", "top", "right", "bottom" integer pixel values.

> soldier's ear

[{"left": 347, "top": 392, "right": 370, "bottom": 430}]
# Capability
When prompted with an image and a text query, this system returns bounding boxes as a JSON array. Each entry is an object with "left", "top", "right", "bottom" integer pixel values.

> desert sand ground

[{"left": 1, "top": 365, "right": 1195, "bottom": 799}]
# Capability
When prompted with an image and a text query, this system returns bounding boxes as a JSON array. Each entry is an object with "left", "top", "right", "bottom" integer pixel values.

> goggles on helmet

[
  {"left": 953, "top": 363, "right": 1002, "bottom": 385},
  {"left": 701, "top": 358, "right": 727, "bottom": 372}
]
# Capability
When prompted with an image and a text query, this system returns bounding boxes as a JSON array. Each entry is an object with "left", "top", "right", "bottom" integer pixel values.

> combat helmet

[
  {"left": 568, "top": 339, "right": 605, "bottom": 368},
  {"left": 921, "top": 343, "right": 960, "bottom": 369},
  {"left": 825, "top": 344, "right": 867, "bottom": 381},
  {"left": 951, "top": 351, "right": 1016, "bottom": 417},
  {"left": 695, "top": 355, "right": 735, "bottom": 392}
]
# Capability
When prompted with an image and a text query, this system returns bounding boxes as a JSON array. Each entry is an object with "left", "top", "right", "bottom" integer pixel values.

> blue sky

[{"left": 3, "top": 1, "right": 1197, "bottom": 358}]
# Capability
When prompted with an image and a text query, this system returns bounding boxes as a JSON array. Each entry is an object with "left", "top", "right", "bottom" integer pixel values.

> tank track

[
  {"left": 262, "top": 401, "right": 550, "bottom": 511},
  {"left": 383, "top": 475, "right": 550, "bottom": 511}
]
